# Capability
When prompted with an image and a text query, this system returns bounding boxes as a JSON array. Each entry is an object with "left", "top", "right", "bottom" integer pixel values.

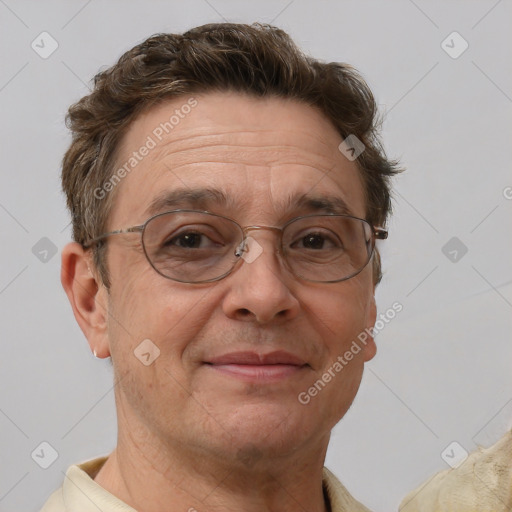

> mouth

[{"left": 204, "top": 351, "right": 309, "bottom": 382}]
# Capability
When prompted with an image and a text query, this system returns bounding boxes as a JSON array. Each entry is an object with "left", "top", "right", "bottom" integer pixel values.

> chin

[{"left": 212, "top": 403, "right": 316, "bottom": 457}]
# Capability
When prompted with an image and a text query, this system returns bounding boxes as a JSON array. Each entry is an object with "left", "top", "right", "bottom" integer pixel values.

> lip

[
  {"left": 207, "top": 351, "right": 307, "bottom": 366},
  {"left": 204, "top": 351, "right": 309, "bottom": 382}
]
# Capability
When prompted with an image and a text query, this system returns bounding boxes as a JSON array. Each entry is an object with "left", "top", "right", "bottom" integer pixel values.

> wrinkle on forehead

[
  {"left": 116, "top": 126, "right": 342, "bottom": 178},
  {"left": 148, "top": 130, "right": 339, "bottom": 166},
  {"left": 110, "top": 93, "right": 366, "bottom": 226},
  {"left": 118, "top": 92, "right": 342, "bottom": 165}
]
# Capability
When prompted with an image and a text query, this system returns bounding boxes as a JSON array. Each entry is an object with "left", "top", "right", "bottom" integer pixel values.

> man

[{"left": 42, "top": 23, "right": 399, "bottom": 511}]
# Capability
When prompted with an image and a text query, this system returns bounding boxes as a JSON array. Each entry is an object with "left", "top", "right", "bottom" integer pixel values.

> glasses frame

[{"left": 83, "top": 209, "right": 388, "bottom": 284}]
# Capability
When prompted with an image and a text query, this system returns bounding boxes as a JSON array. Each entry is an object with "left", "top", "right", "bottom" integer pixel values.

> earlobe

[
  {"left": 362, "top": 295, "right": 377, "bottom": 362},
  {"left": 60, "top": 242, "right": 111, "bottom": 359}
]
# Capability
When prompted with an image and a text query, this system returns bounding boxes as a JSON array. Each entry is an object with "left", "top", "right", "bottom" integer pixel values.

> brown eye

[
  {"left": 291, "top": 230, "right": 342, "bottom": 250},
  {"left": 166, "top": 232, "right": 212, "bottom": 249}
]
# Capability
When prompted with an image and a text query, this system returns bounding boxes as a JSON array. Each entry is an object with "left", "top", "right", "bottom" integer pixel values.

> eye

[
  {"left": 291, "top": 230, "right": 343, "bottom": 250},
  {"left": 166, "top": 231, "right": 214, "bottom": 249},
  {"left": 162, "top": 225, "right": 224, "bottom": 251}
]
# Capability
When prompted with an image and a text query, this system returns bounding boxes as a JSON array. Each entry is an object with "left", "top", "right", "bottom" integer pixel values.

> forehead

[{"left": 109, "top": 92, "right": 366, "bottom": 227}]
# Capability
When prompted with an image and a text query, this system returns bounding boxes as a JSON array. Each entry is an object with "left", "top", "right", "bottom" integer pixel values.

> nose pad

[
  {"left": 234, "top": 240, "right": 246, "bottom": 258},
  {"left": 234, "top": 236, "right": 264, "bottom": 264}
]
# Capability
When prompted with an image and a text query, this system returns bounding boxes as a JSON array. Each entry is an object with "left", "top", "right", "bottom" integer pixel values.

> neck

[{"left": 95, "top": 414, "right": 330, "bottom": 512}]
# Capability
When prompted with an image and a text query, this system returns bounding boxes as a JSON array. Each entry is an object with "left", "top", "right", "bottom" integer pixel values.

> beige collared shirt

[
  {"left": 40, "top": 457, "right": 371, "bottom": 512},
  {"left": 400, "top": 430, "right": 512, "bottom": 511}
]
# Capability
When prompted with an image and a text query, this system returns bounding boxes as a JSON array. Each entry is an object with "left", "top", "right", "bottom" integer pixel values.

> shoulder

[
  {"left": 400, "top": 430, "right": 512, "bottom": 511},
  {"left": 39, "top": 456, "right": 109, "bottom": 512},
  {"left": 323, "top": 466, "right": 373, "bottom": 512}
]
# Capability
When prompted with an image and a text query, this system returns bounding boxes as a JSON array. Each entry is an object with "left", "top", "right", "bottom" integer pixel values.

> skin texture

[{"left": 61, "top": 92, "right": 377, "bottom": 512}]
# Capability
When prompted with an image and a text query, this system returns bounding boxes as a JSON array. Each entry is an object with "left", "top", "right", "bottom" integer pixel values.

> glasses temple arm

[
  {"left": 374, "top": 227, "right": 388, "bottom": 240},
  {"left": 82, "top": 225, "right": 144, "bottom": 248}
]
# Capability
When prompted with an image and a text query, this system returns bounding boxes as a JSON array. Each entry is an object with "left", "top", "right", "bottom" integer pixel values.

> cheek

[
  {"left": 309, "top": 280, "right": 372, "bottom": 344},
  {"left": 299, "top": 282, "right": 373, "bottom": 422},
  {"left": 105, "top": 275, "right": 216, "bottom": 416},
  {"left": 108, "top": 262, "right": 217, "bottom": 365},
  {"left": 304, "top": 276, "right": 375, "bottom": 382}
]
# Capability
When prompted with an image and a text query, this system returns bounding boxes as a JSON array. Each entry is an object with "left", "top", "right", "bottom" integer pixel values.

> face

[{"left": 99, "top": 92, "right": 377, "bottom": 465}]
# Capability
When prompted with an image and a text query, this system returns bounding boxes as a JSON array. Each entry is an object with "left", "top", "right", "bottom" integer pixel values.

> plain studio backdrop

[{"left": 0, "top": 1, "right": 511, "bottom": 511}]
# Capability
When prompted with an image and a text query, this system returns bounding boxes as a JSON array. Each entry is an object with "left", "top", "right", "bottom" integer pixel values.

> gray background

[{"left": 1, "top": 1, "right": 511, "bottom": 510}]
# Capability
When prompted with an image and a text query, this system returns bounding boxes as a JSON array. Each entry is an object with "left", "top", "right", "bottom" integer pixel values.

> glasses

[{"left": 83, "top": 210, "right": 388, "bottom": 284}]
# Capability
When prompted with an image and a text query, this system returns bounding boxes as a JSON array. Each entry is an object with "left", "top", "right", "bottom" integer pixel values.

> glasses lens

[
  {"left": 142, "top": 211, "right": 243, "bottom": 282},
  {"left": 282, "top": 215, "right": 373, "bottom": 282}
]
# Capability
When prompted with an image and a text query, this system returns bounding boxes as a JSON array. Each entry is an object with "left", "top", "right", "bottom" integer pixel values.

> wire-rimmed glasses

[{"left": 83, "top": 209, "right": 388, "bottom": 284}]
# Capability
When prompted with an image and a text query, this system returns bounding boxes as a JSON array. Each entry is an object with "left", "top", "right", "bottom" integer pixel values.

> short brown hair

[{"left": 62, "top": 22, "right": 401, "bottom": 287}]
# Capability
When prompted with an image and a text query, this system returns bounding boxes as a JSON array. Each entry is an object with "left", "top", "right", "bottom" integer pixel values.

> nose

[{"left": 221, "top": 233, "right": 300, "bottom": 324}]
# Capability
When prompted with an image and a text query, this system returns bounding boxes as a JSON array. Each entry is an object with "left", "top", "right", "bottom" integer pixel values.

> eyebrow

[{"left": 145, "top": 187, "right": 355, "bottom": 219}]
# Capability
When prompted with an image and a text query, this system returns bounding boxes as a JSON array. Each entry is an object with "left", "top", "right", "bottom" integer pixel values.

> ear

[
  {"left": 61, "top": 242, "right": 110, "bottom": 359},
  {"left": 362, "top": 293, "right": 377, "bottom": 362}
]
